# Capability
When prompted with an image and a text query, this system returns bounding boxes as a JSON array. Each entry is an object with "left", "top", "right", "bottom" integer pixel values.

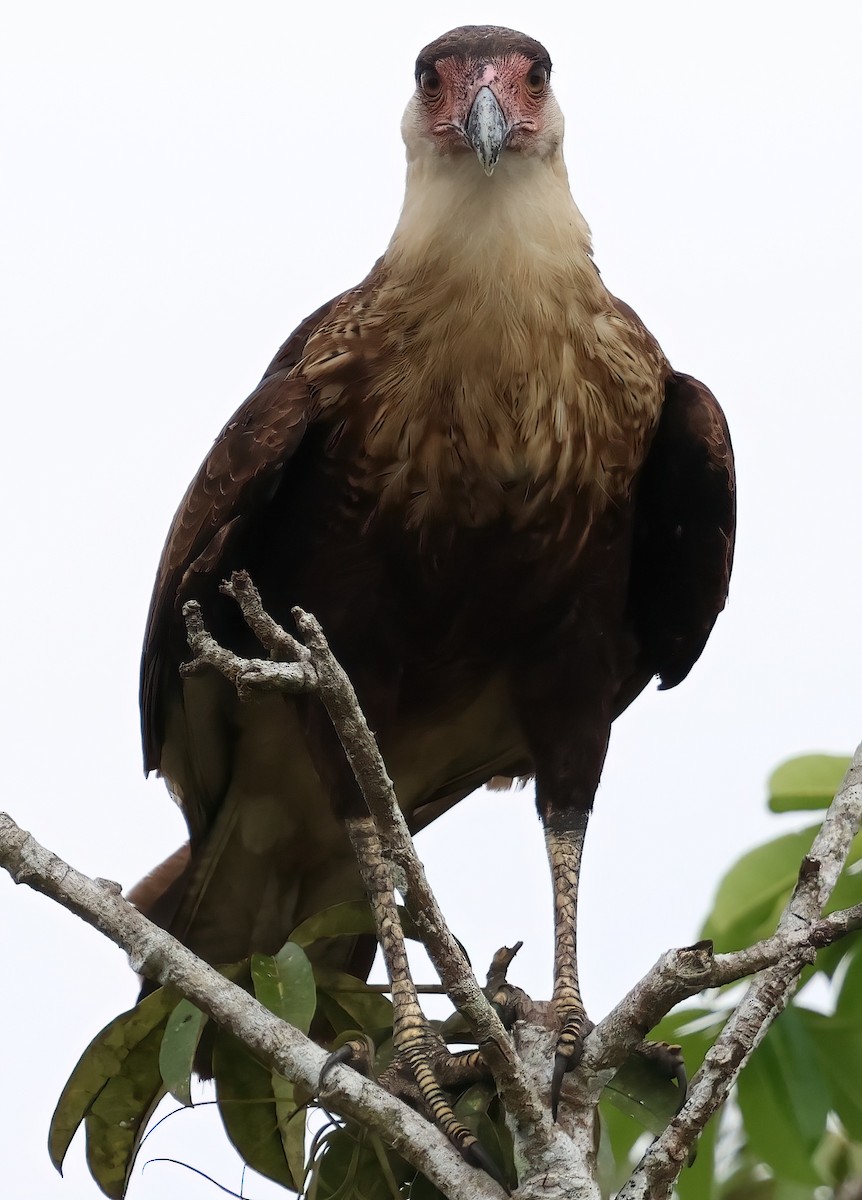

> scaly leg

[
  {"left": 545, "top": 809, "right": 590, "bottom": 1119},
  {"left": 512, "top": 622, "right": 621, "bottom": 1121},
  {"left": 323, "top": 814, "right": 503, "bottom": 1186}
]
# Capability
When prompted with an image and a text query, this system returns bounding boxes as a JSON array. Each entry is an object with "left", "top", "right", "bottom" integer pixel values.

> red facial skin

[{"left": 415, "top": 54, "right": 551, "bottom": 158}]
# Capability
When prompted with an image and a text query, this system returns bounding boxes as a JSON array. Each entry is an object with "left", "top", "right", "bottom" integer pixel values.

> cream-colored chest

[
  {"left": 311, "top": 304, "right": 664, "bottom": 529},
  {"left": 302, "top": 156, "right": 665, "bottom": 527}
]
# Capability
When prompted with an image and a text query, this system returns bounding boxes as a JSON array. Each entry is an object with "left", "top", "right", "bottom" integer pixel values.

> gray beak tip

[{"left": 466, "top": 86, "right": 508, "bottom": 178}]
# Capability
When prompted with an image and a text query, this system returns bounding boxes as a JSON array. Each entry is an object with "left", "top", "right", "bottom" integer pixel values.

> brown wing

[
  {"left": 140, "top": 296, "right": 341, "bottom": 774},
  {"left": 628, "top": 371, "right": 736, "bottom": 689}
]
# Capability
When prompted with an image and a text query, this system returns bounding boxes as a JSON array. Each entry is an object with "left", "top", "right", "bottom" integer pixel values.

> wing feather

[
  {"left": 628, "top": 371, "right": 736, "bottom": 689},
  {"left": 140, "top": 296, "right": 341, "bottom": 773}
]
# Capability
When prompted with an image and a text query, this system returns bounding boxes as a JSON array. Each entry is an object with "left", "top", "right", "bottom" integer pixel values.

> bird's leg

[
  {"left": 513, "top": 626, "right": 620, "bottom": 1121},
  {"left": 545, "top": 807, "right": 590, "bottom": 1118},
  {"left": 325, "top": 814, "right": 500, "bottom": 1183}
]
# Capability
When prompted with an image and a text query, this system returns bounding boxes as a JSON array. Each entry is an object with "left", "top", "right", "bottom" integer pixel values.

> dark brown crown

[{"left": 415, "top": 26, "right": 552, "bottom": 83}]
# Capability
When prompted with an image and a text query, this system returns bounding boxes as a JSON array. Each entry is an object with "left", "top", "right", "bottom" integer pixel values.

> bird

[{"left": 133, "top": 22, "right": 735, "bottom": 1141}]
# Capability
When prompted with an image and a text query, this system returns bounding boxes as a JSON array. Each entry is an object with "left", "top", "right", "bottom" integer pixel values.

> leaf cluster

[
  {"left": 51, "top": 900, "right": 517, "bottom": 1198},
  {"left": 601, "top": 754, "right": 862, "bottom": 1199}
]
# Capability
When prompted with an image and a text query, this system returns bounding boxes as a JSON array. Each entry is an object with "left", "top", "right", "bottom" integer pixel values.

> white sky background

[{"left": 2, "top": 1, "right": 860, "bottom": 1196}]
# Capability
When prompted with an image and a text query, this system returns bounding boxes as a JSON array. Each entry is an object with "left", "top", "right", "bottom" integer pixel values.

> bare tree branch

[
  {"left": 189, "top": 579, "right": 579, "bottom": 1154},
  {"left": 0, "top": 813, "right": 505, "bottom": 1200},
  {"left": 183, "top": 578, "right": 862, "bottom": 1199},
  {"left": 183, "top": 576, "right": 600, "bottom": 1195},
  {"left": 5, "top": 574, "right": 861, "bottom": 1200},
  {"left": 618, "top": 742, "right": 862, "bottom": 1200},
  {"left": 580, "top": 901, "right": 862, "bottom": 1085}
]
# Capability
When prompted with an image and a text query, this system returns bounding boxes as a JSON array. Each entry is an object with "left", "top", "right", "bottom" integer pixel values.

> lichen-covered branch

[
  {"left": 184, "top": 573, "right": 591, "bottom": 1190},
  {"left": 618, "top": 742, "right": 862, "bottom": 1200},
  {"left": 580, "top": 900, "right": 862, "bottom": 1087},
  {"left": 0, "top": 813, "right": 504, "bottom": 1200},
  {"left": 182, "top": 576, "right": 862, "bottom": 1199},
  {"left": 8, "top": 570, "right": 861, "bottom": 1200},
  {"left": 186, "top": 579, "right": 524, "bottom": 1082}
]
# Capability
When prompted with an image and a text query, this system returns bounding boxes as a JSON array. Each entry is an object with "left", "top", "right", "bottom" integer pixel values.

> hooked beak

[{"left": 465, "top": 86, "right": 509, "bottom": 176}]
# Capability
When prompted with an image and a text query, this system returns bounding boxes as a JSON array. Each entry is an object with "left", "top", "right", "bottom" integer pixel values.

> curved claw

[
  {"left": 551, "top": 1026, "right": 585, "bottom": 1120},
  {"left": 463, "top": 1136, "right": 511, "bottom": 1195},
  {"left": 637, "top": 1039, "right": 689, "bottom": 1114},
  {"left": 551, "top": 1051, "right": 570, "bottom": 1122},
  {"left": 318, "top": 1036, "right": 374, "bottom": 1091}
]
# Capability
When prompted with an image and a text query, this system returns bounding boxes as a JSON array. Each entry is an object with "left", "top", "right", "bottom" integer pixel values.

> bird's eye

[
  {"left": 526, "top": 64, "right": 548, "bottom": 95},
  {"left": 420, "top": 69, "right": 442, "bottom": 98}
]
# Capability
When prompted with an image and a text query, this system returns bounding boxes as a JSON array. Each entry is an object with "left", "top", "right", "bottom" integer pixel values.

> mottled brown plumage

[{"left": 135, "top": 24, "right": 735, "bottom": 1104}]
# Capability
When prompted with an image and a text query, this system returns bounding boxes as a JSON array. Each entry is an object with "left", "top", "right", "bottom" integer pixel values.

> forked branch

[
  {"left": 617, "top": 743, "right": 862, "bottom": 1199},
  {"left": 0, "top": 814, "right": 504, "bottom": 1200},
  {"left": 1, "top": 573, "right": 861, "bottom": 1200}
]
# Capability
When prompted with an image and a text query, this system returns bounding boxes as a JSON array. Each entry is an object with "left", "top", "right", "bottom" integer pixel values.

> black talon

[
  {"left": 463, "top": 1136, "right": 511, "bottom": 1194},
  {"left": 318, "top": 1036, "right": 373, "bottom": 1090},
  {"left": 318, "top": 1042, "right": 355, "bottom": 1090},
  {"left": 636, "top": 1038, "right": 688, "bottom": 1113},
  {"left": 551, "top": 1050, "right": 569, "bottom": 1122}
]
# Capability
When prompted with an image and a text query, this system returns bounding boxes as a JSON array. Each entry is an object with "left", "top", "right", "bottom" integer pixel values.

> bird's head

[{"left": 402, "top": 25, "right": 561, "bottom": 177}]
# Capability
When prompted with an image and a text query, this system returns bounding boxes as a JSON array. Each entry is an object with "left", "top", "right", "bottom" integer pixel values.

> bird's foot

[
  {"left": 551, "top": 1000, "right": 587, "bottom": 1121},
  {"left": 322, "top": 1026, "right": 507, "bottom": 1190},
  {"left": 381, "top": 1030, "right": 507, "bottom": 1189},
  {"left": 635, "top": 1038, "right": 688, "bottom": 1112},
  {"left": 319, "top": 1033, "right": 376, "bottom": 1082}
]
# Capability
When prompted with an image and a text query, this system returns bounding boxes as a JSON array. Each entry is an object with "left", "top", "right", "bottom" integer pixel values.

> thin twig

[{"left": 222, "top": 571, "right": 309, "bottom": 663}]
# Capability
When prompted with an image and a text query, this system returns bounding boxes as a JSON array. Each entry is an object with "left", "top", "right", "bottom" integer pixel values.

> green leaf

[
  {"left": 49, "top": 987, "right": 177, "bottom": 1175},
  {"left": 486, "top": 1093, "right": 516, "bottom": 1191},
  {"left": 805, "top": 1004, "right": 862, "bottom": 1143},
  {"left": 825, "top": 864, "right": 862, "bottom": 922},
  {"left": 736, "top": 1006, "right": 830, "bottom": 1185},
  {"left": 437, "top": 1009, "right": 471, "bottom": 1042},
  {"left": 368, "top": 1132, "right": 407, "bottom": 1200},
  {"left": 313, "top": 1125, "right": 362, "bottom": 1200},
  {"left": 675, "top": 1106, "right": 718, "bottom": 1200},
  {"left": 601, "top": 1006, "right": 721, "bottom": 1140},
  {"left": 453, "top": 1082, "right": 495, "bottom": 1118},
  {"left": 212, "top": 1029, "right": 292, "bottom": 1189},
  {"left": 290, "top": 900, "right": 418, "bottom": 947},
  {"left": 313, "top": 1124, "right": 412, "bottom": 1200},
  {"left": 313, "top": 967, "right": 394, "bottom": 1041},
  {"left": 767, "top": 754, "right": 850, "bottom": 812},
  {"left": 835, "top": 944, "right": 862, "bottom": 1019},
  {"left": 597, "top": 1097, "right": 645, "bottom": 1194},
  {"left": 701, "top": 826, "right": 862, "bottom": 953},
  {"left": 452, "top": 1086, "right": 515, "bottom": 1191},
  {"left": 84, "top": 1026, "right": 167, "bottom": 1199},
  {"left": 701, "top": 825, "right": 820, "bottom": 950},
  {"left": 601, "top": 1005, "right": 725, "bottom": 1200},
  {"left": 281, "top": 1108, "right": 307, "bottom": 1192},
  {"left": 251, "top": 941, "right": 316, "bottom": 1033},
  {"left": 158, "top": 999, "right": 207, "bottom": 1107},
  {"left": 650, "top": 1005, "right": 727, "bottom": 1076},
  {"left": 803, "top": 864, "right": 862, "bottom": 979},
  {"left": 604, "top": 1053, "right": 682, "bottom": 1136}
]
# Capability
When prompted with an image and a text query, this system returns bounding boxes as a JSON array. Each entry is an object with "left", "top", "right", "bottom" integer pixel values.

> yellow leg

[
  {"left": 326, "top": 816, "right": 503, "bottom": 1187},
  {"left": 545, "top": 812, "right": 589, "bottom": 1120}
]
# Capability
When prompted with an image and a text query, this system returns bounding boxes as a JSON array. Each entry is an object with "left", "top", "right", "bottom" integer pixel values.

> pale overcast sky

[{"left": 2, "top": 2, "right": 861, "bottom": 1197}]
